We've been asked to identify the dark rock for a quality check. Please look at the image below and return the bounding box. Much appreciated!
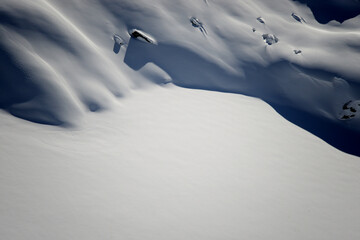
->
[343,100,352,110]
[131,30,152,43]
[292,13,304,23]
[262,34,279,45]
[257,17,265,24]
[190,17,207,34]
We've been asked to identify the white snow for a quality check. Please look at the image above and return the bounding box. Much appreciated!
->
[1,0,360,239]
[1,0,360,128]
[1,85,360,240]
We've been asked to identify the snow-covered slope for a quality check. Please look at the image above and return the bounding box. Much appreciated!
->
[1,85,360,240]
[1,0,360,155]
[1,0,360,239]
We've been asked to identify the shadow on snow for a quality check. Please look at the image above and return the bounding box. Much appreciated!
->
[124,38,360,157]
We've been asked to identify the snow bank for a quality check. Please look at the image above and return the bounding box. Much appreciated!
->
[1,0,360,153]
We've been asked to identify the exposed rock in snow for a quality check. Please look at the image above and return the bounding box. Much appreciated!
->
[130,29,157,44]
[340,100,360,120]
[291,13,305,23]
[190,17,207,34]
[256,17,265,24]
[262,33,279,45]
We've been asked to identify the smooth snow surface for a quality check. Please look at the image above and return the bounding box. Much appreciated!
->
[1,85,360,240]
[1,0,360,239]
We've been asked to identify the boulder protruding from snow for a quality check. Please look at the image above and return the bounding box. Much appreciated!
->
[130,29,157,44]
[257,17,265,24]
[292,13,305,23]
[262,34,279,45]
[190,17,207,34]
[340,100,360,120]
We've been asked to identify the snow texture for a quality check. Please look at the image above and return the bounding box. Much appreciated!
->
[1,0,360,239]
[1,86,360,240]
[0,0,359,152]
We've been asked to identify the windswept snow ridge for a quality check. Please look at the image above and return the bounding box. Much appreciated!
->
[1,0,360,154]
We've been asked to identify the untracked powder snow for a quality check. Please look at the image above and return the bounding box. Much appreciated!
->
[1,0,360,239]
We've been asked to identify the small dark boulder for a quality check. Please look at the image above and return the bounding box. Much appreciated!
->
[130,30,154,43]
[292,13,305,23]
[257,17,265,24]
[342,100,352,110]
[262,34,279,45]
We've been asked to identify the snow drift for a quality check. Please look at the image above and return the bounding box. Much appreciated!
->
[1,0,360,154]
[1,1,360,240]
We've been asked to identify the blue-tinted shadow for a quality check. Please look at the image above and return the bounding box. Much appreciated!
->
[124,38,360,157]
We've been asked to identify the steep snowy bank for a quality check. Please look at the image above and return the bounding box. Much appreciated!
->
[1,0,360,155]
